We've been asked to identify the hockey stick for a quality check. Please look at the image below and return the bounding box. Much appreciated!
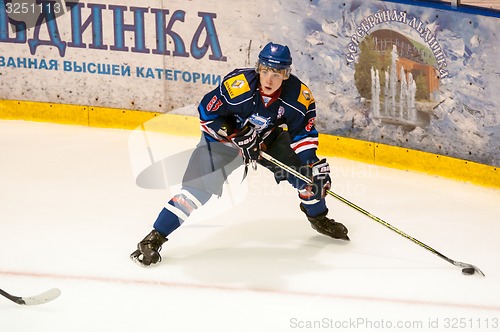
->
[259,151,485,276]
[0,288,61,305]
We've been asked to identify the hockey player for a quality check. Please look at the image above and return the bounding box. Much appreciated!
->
[131,42,349,267]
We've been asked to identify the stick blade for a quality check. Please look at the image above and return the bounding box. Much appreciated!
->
[22,288,61,306]
[454,261,485,277]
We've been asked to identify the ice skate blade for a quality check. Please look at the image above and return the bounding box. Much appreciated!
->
[130,251,149,268]
[130,255,152,268]
[130,250,160,268]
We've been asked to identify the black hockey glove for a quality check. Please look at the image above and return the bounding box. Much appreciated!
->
[230,125,262,165]
[306,159,331,200]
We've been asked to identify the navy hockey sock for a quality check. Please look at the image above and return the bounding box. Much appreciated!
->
[153,207,182,237]
[300,198,328,218]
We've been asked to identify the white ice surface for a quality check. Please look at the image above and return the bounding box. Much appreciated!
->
[0,120,499,332]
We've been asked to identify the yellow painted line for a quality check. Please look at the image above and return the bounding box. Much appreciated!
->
[318,134,375,164]
[88,106,160,130]
[318,133,498,188]
[0,99,88,125]
[0,99,498,188]
[374,143,499,188]
[127,111,200,137]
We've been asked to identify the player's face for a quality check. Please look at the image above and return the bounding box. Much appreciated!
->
[258,66,286,95]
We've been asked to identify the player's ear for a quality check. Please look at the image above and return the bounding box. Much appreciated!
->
[283,68,291,79]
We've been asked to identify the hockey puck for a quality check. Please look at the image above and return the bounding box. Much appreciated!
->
[462,267,475,275]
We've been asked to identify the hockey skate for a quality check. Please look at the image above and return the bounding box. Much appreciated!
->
[300,204,350,241]
[130,230,168,267]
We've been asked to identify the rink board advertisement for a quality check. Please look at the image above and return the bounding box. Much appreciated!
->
[0,0,499,167]
[0,0,244,112]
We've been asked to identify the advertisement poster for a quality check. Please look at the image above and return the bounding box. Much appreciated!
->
[1,0,499,166]
[279,1,499,167]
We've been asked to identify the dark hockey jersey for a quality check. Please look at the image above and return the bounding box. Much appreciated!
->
[197,68,320,163]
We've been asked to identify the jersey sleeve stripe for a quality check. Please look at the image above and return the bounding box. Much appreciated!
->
[200,121,234,147]
[200,121,219,137]
[291,137,318,154]
[280,99,306,116]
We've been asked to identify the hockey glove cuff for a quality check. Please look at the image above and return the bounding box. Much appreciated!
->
[299,159,331,201]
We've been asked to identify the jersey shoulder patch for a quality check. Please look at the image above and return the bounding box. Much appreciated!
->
[223,73,251,99]
[297,83,315,108]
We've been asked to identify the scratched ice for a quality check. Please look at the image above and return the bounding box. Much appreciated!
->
[0,120,499,332]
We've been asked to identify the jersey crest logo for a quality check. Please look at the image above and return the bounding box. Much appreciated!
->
[231,80,246,88]
[247,113,272,131]
[297,83,315,108]
[224,73,250,99]
[277,106,285,119]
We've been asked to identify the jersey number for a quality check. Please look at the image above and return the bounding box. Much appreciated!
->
[305,117,315,131]
[207,95,223,112]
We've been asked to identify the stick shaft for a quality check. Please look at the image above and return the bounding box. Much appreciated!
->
[0,288,24,304]
[259,151,484,276]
